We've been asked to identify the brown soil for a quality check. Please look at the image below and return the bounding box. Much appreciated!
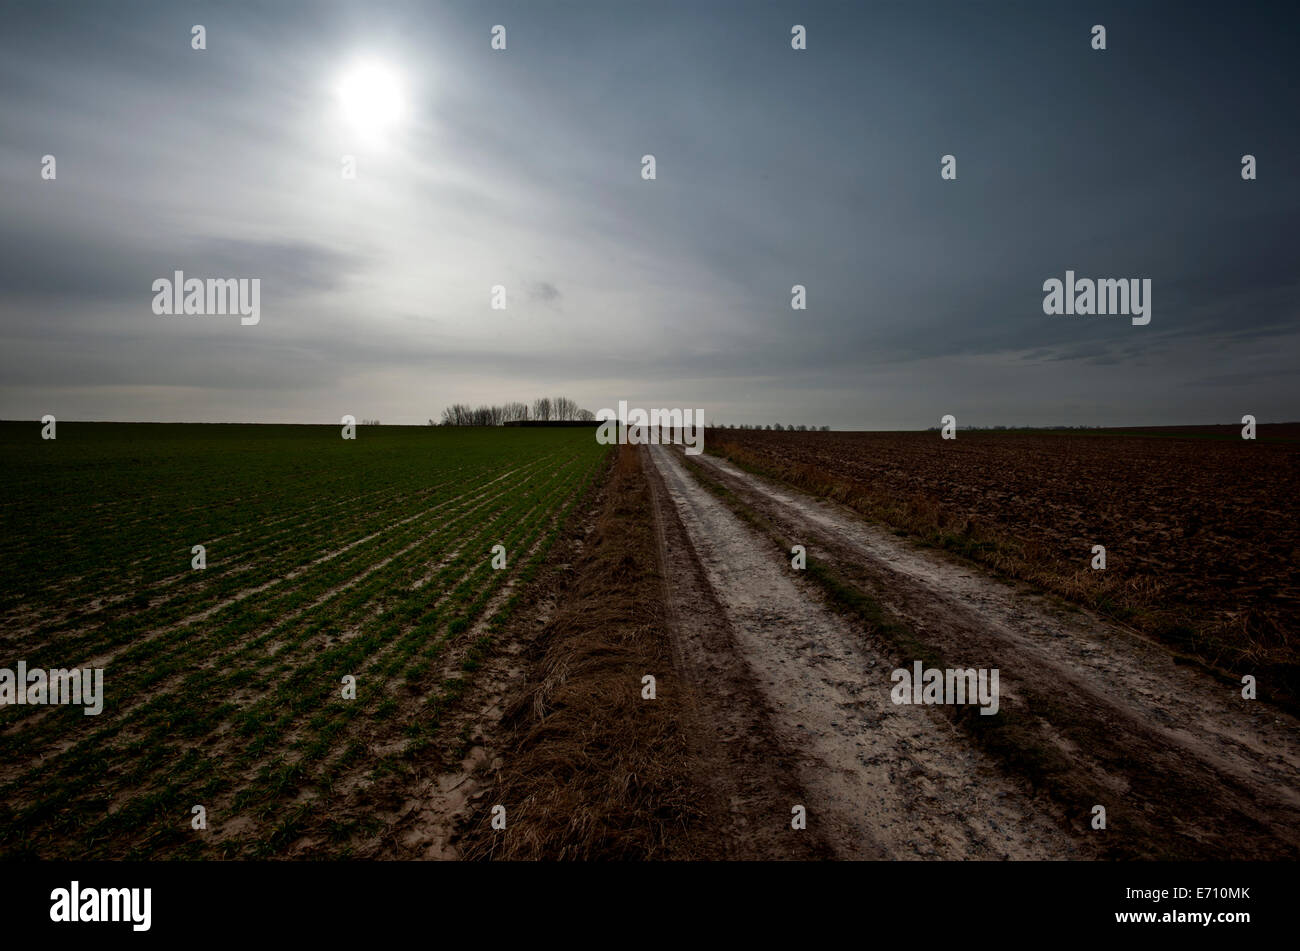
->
[708,427,1300,713]
[676,446,1300,860]
[456,444,716,859]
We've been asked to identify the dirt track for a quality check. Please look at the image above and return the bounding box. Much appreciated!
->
[644,443,1300,860]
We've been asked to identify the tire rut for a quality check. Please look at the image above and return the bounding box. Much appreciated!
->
[685,448,1300,859]
[647,443,1086,860]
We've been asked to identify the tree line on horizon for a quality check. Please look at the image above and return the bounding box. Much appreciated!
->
[432,402,831,430]
[435,396,596,427]
[715,423,831,431]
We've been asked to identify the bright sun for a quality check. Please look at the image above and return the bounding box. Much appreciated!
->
[337,62,405,142]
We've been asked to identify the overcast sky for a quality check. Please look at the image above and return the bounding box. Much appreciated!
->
[1,0,1297,428]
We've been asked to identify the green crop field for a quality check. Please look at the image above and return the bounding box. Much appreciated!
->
[0,422,611,859]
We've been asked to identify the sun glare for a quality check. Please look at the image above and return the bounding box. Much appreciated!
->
[337,61,405,142]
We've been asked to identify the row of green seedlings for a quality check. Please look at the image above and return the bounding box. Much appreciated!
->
[0,449,561,801]
[86,450,568,643]
[1,449,568,731]
[6,457,489,627]
[17,436,458,545]
[230,452,606,859]
[0,453,465,631]
[1,449,550,638]
[109,450,596,860]
[0,455,560,856]
[0,446,603,858]
[2,466,468,660]
[0,444,410,565]
[0,430,580,624]
[0,464,490,750]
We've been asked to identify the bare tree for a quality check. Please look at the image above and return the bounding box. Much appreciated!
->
[436,395,597,426]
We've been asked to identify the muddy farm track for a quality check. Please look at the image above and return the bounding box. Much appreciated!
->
[644,445,1085,859]
[636,444,1300,860]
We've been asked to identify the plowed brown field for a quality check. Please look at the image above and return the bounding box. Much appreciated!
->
[708,426,1300,711]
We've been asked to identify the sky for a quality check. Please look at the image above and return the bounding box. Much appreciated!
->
[1,0,1297,429]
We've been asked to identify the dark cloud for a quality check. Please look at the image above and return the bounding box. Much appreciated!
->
[178,238,366,296]
[0,0,1297,425]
